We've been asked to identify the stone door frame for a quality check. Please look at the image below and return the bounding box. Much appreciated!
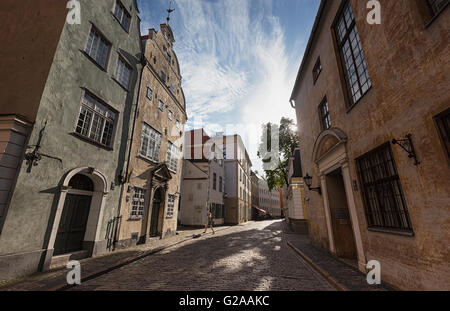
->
[312,128,366,272]
[43,167,108,270]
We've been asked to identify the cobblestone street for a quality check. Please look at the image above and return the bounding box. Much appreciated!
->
[70,220,335,291]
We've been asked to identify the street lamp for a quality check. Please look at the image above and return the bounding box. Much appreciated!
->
[303,173,322,195]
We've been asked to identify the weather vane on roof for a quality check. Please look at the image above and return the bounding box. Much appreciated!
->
[167,0,175,25]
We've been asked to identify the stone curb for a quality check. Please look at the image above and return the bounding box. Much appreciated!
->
[52,226,233,291]
[287,241,349,291]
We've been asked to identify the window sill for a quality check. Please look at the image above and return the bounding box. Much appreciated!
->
[346,86,373,114]
[71,132,114,151]
[128,217,143,222]
[367,227,415,237]
[425,3,449,28]
[137,154,159,165]
[80,50,108,72]
[111,76,130,92]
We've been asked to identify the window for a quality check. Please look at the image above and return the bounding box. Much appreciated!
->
[176,120,180,128]
[313,57,322,84]
[213,173,217,190]
[434,108,450,161]
[319,97,331,130]
[160,71,167,83]
[115,57,132,89]
[219,177,223,192]
[113,0,131,31]
[85,26,111,69]
[131,187,146,218]
[146,87,153,100]
[158,100,164,111]
[167,53,172,64]
[357,143,413,233]
[166,195,175,218]
[166,141,179,172]
[168,110,173,121]
[334,1,372,107]
[427,0,449,16]
[140,123,162,162]
[75,91,116,147]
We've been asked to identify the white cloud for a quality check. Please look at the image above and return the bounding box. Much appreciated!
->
[142,0,306,173]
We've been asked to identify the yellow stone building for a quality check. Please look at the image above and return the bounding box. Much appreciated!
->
[117,24,187,248]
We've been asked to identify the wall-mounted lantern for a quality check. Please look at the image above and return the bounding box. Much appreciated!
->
[303,173,322,195]
[392,134,420,166]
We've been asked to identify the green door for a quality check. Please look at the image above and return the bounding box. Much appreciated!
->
[54,194,92,256]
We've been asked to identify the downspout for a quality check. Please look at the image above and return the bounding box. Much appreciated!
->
[113,53,146,250]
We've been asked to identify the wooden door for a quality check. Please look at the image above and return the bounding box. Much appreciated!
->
[54,194,91,256]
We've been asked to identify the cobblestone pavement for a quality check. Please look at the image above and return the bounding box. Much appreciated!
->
[70,220,335,291]
[282,222,392,291]
[0,225,232,291]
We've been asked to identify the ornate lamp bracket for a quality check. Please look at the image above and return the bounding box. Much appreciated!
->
[24,121,63,173]
[392,134,420,166]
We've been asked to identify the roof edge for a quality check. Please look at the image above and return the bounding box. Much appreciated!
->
[290,0,328,101]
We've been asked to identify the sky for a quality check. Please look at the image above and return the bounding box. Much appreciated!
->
[137,0,321,173]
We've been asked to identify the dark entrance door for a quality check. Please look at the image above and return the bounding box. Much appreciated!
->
[54,194,92,256]
[326,169,357,259]
[150,188,162,237]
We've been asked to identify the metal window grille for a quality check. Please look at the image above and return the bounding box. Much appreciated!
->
[356,143,413,232]
[334,1,372,106]
[85,27,111,69]
[76,92,116,147]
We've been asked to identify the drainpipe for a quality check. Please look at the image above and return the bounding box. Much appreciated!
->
[113,54,146,250]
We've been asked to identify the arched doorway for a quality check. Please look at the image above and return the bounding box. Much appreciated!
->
[44,167,108,270]
[312,128,367,272]
[150,188,163,237]
[54,174,93,256]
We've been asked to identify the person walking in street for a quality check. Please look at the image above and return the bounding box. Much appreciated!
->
[203,211,215,234]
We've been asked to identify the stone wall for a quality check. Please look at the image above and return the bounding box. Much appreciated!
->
[292,0,449,290]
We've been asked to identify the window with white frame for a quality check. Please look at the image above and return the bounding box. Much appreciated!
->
[85,26,111,69]
[140,123,162,162]
[115,57,132,89]
[131,187,146,218]
[113,0,131,31]
[146,87,153,100]
[166,141,179,172]
[75,91,116,147]
[166,195,176,218]
[158,100,164,111]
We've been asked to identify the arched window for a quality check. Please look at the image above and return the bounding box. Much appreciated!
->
[69,174,94,192]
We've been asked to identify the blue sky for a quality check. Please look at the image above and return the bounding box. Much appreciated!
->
[137,0,321,172]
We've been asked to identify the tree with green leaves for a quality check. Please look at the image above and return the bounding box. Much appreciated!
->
[257,117,299,191]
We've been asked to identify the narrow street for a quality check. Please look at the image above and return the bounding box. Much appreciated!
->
[69,220,335,291]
